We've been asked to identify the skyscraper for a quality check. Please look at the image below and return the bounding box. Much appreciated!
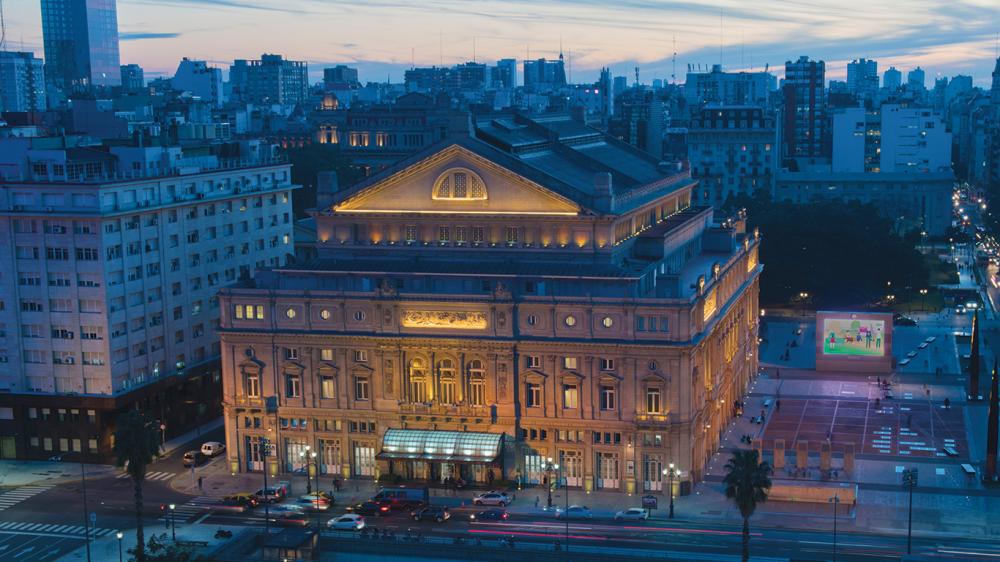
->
[523,56,566,92]
[782,56,827,159]
[907,67,926,90]
[846,58,878,102]
[229,54,309,105]
[120,64,144,93]
[883,67,902,91]
[493,59,517,89]
[40,0,122,91]
[0,52,46,112]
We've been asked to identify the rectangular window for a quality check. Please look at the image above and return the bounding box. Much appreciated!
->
[320,349,334,361]
[321,376,336,399]
[600,385,616,410]
[646,388,661,414]
[285,374,301,398]
[505,226,518,244]
[471,226,484,243]
[355,377,370,401]
[563,384,579,409]
[527,355,541,369]
[526,383,541,408]
[563,356,578,370]
[455,227,467,243]
[404,226,417,243]
[438,227,450,243]
[469,378,485,406]
[600,358,615,371]
[354,350,368,362]
[244,371,261,398]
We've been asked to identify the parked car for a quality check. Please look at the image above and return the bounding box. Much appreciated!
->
[182,451,206,468]
[346,501,390,517]
[614,508,649,521]
[411,505,450,522]
[472,491,511,507]
[200,441,225,457]
[328,513,366,531]
[555,505,593,519]
[372,486,429,510]
[254,486,288,504]
[469,508,508,522]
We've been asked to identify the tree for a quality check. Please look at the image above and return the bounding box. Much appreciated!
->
[114,410,162,562]
[723,450,773,562]
[130,533,209,562]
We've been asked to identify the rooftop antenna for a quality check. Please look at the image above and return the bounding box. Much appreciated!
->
[472,36,476,63]
[0,0,6,52]
[741,28,745,70]
[635,66,639,86]
[411,47,414,70]
[719,8,724,68]
[671,35,677,84]
[568,49,572,83]
[439,29,443,67]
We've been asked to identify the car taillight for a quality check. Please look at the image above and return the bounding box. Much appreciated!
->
[503,513,508,519]
[380,506,388,512]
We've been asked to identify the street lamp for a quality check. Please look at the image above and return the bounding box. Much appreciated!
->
[168,504,176,541]
[919,289,928,312]
[299,446,318,494]
[828,495,840,562]
[544,457,557,510]
[902,468,918,554]
[116,531,123,562]
[662,463,680,518]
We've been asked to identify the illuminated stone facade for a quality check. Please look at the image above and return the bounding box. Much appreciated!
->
[218,114,761,495]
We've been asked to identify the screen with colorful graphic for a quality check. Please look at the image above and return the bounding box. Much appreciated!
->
[821,318,886,356]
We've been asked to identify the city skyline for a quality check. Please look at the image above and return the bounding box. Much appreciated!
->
[7,0,1000,85]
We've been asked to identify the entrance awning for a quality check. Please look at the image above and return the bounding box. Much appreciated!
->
[378,429,503,463]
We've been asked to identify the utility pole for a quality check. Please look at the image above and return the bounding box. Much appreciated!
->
[902,468,918,554]
[829,495,840,561]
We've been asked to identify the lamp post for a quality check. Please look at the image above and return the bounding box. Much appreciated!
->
[299,446,317,494]
[116,531,123,562]
[662,463,680,518]
[828,495,840,562]
[544,457,556,510]
[797,292,809,317]
[919,289,928,312]
[902,468,918,554]
[168,503,176,541]
[559,460,569,553]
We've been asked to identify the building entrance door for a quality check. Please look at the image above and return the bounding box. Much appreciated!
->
[353,444,375,478]
[245,436,264,472]
[561,450,583,487]
[596,452,620,490]
[643,454,663,491]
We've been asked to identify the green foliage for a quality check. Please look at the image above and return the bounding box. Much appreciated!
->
[114,409,161,480]
[129,533,210,562]
[281,144,363,218]
[726,191,930,307]
[723,450,773,519]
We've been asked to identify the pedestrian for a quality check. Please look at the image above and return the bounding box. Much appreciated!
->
[776,399,781,412]
[197,476,203,491]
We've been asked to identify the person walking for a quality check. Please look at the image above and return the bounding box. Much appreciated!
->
[197,476,203,491]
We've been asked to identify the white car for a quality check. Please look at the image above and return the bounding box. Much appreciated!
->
[554,505,593,519]
[614,507,649,521]
[327,513,366,531]
[473,492,511,506]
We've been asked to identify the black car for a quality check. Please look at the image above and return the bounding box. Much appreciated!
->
[893,314,917,326]
[347,501,390,517]
[469,509,508,522]
[411,505,450,522]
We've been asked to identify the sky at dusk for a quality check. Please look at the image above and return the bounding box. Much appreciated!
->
[9,0,1000,86]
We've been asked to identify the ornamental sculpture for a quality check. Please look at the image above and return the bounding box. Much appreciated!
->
[401,310,488,330]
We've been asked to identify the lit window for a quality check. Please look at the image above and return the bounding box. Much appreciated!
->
[432,168,488,200]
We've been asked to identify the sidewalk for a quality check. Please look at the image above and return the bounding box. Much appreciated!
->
[57,519,246,561]
[0,460,116,488]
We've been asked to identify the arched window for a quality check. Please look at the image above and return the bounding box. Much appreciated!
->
[438,359,456,404]
[467,359,485,406]
[431,168,487,200]
[409,359,428,402]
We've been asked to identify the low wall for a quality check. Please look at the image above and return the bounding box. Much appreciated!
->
[767,480,856,504]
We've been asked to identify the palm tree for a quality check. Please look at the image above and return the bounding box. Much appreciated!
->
[723,450,773,562]
[114,410,162,562]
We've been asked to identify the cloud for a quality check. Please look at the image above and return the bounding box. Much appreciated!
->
[120,32,182,41]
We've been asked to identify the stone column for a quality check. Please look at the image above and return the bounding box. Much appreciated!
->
[773,439,785,470]
[796,441,809,470]
[820,442,831,471]
[843,443,855,473]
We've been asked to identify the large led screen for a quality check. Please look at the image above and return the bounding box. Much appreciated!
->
[821,318,886,356]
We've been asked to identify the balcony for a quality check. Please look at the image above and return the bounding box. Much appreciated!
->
[634,413,676,426]
[398,402,489,417]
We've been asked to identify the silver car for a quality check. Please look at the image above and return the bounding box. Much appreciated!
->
[473,492,511,506]
[555,505,593,519]
[614,507,649,521]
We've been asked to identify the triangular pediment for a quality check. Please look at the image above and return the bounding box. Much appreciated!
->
[333,144,582,215]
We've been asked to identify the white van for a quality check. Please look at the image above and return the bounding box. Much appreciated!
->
[201,441,225,457]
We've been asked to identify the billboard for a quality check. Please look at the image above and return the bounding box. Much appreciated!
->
[815,311,893,373]
[822,318,886,356]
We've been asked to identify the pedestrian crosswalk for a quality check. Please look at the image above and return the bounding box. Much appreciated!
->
[0,485,52,511]
[0,520,118,537]
[116,471,175,481]
[158,496,215,521]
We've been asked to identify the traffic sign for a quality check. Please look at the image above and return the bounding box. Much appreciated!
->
[641,495,658,509]
[89,512,97,524]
